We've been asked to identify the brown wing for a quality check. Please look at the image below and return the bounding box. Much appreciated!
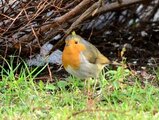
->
[81,39,110,65]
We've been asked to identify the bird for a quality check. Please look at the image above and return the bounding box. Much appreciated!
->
[62,32,110,80]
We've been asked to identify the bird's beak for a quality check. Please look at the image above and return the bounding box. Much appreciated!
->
[65,43,69,46]
[65,41,69,46]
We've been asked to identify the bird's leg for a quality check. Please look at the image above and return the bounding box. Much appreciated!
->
[87,78,91,95]
[84,78,93,98]
[93,77,98,94]
[84,78,87,94]
[84,78,90,95]
[84,78,87,89]
[86,78,97,109]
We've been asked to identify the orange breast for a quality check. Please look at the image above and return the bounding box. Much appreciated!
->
[62,41,85,69]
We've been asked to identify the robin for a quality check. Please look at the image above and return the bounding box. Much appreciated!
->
[62,32,110,79]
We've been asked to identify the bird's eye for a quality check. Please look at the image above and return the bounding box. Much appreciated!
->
[75,41,78,44]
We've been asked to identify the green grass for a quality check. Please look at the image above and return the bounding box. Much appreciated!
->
[0,58,159,120]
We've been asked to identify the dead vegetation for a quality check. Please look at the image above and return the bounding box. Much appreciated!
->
[0,0,158,64]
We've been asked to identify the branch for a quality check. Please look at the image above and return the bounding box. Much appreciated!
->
[47,0,147,55]
[18,0,96,44]
[97,0,149,15]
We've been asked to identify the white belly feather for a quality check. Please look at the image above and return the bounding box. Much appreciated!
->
[65,53,104,79]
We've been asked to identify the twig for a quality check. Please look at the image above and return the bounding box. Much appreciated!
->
[66,108,130,120]
[48,0,145,55]
[18,0,95,44]
[1,9,24,36]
